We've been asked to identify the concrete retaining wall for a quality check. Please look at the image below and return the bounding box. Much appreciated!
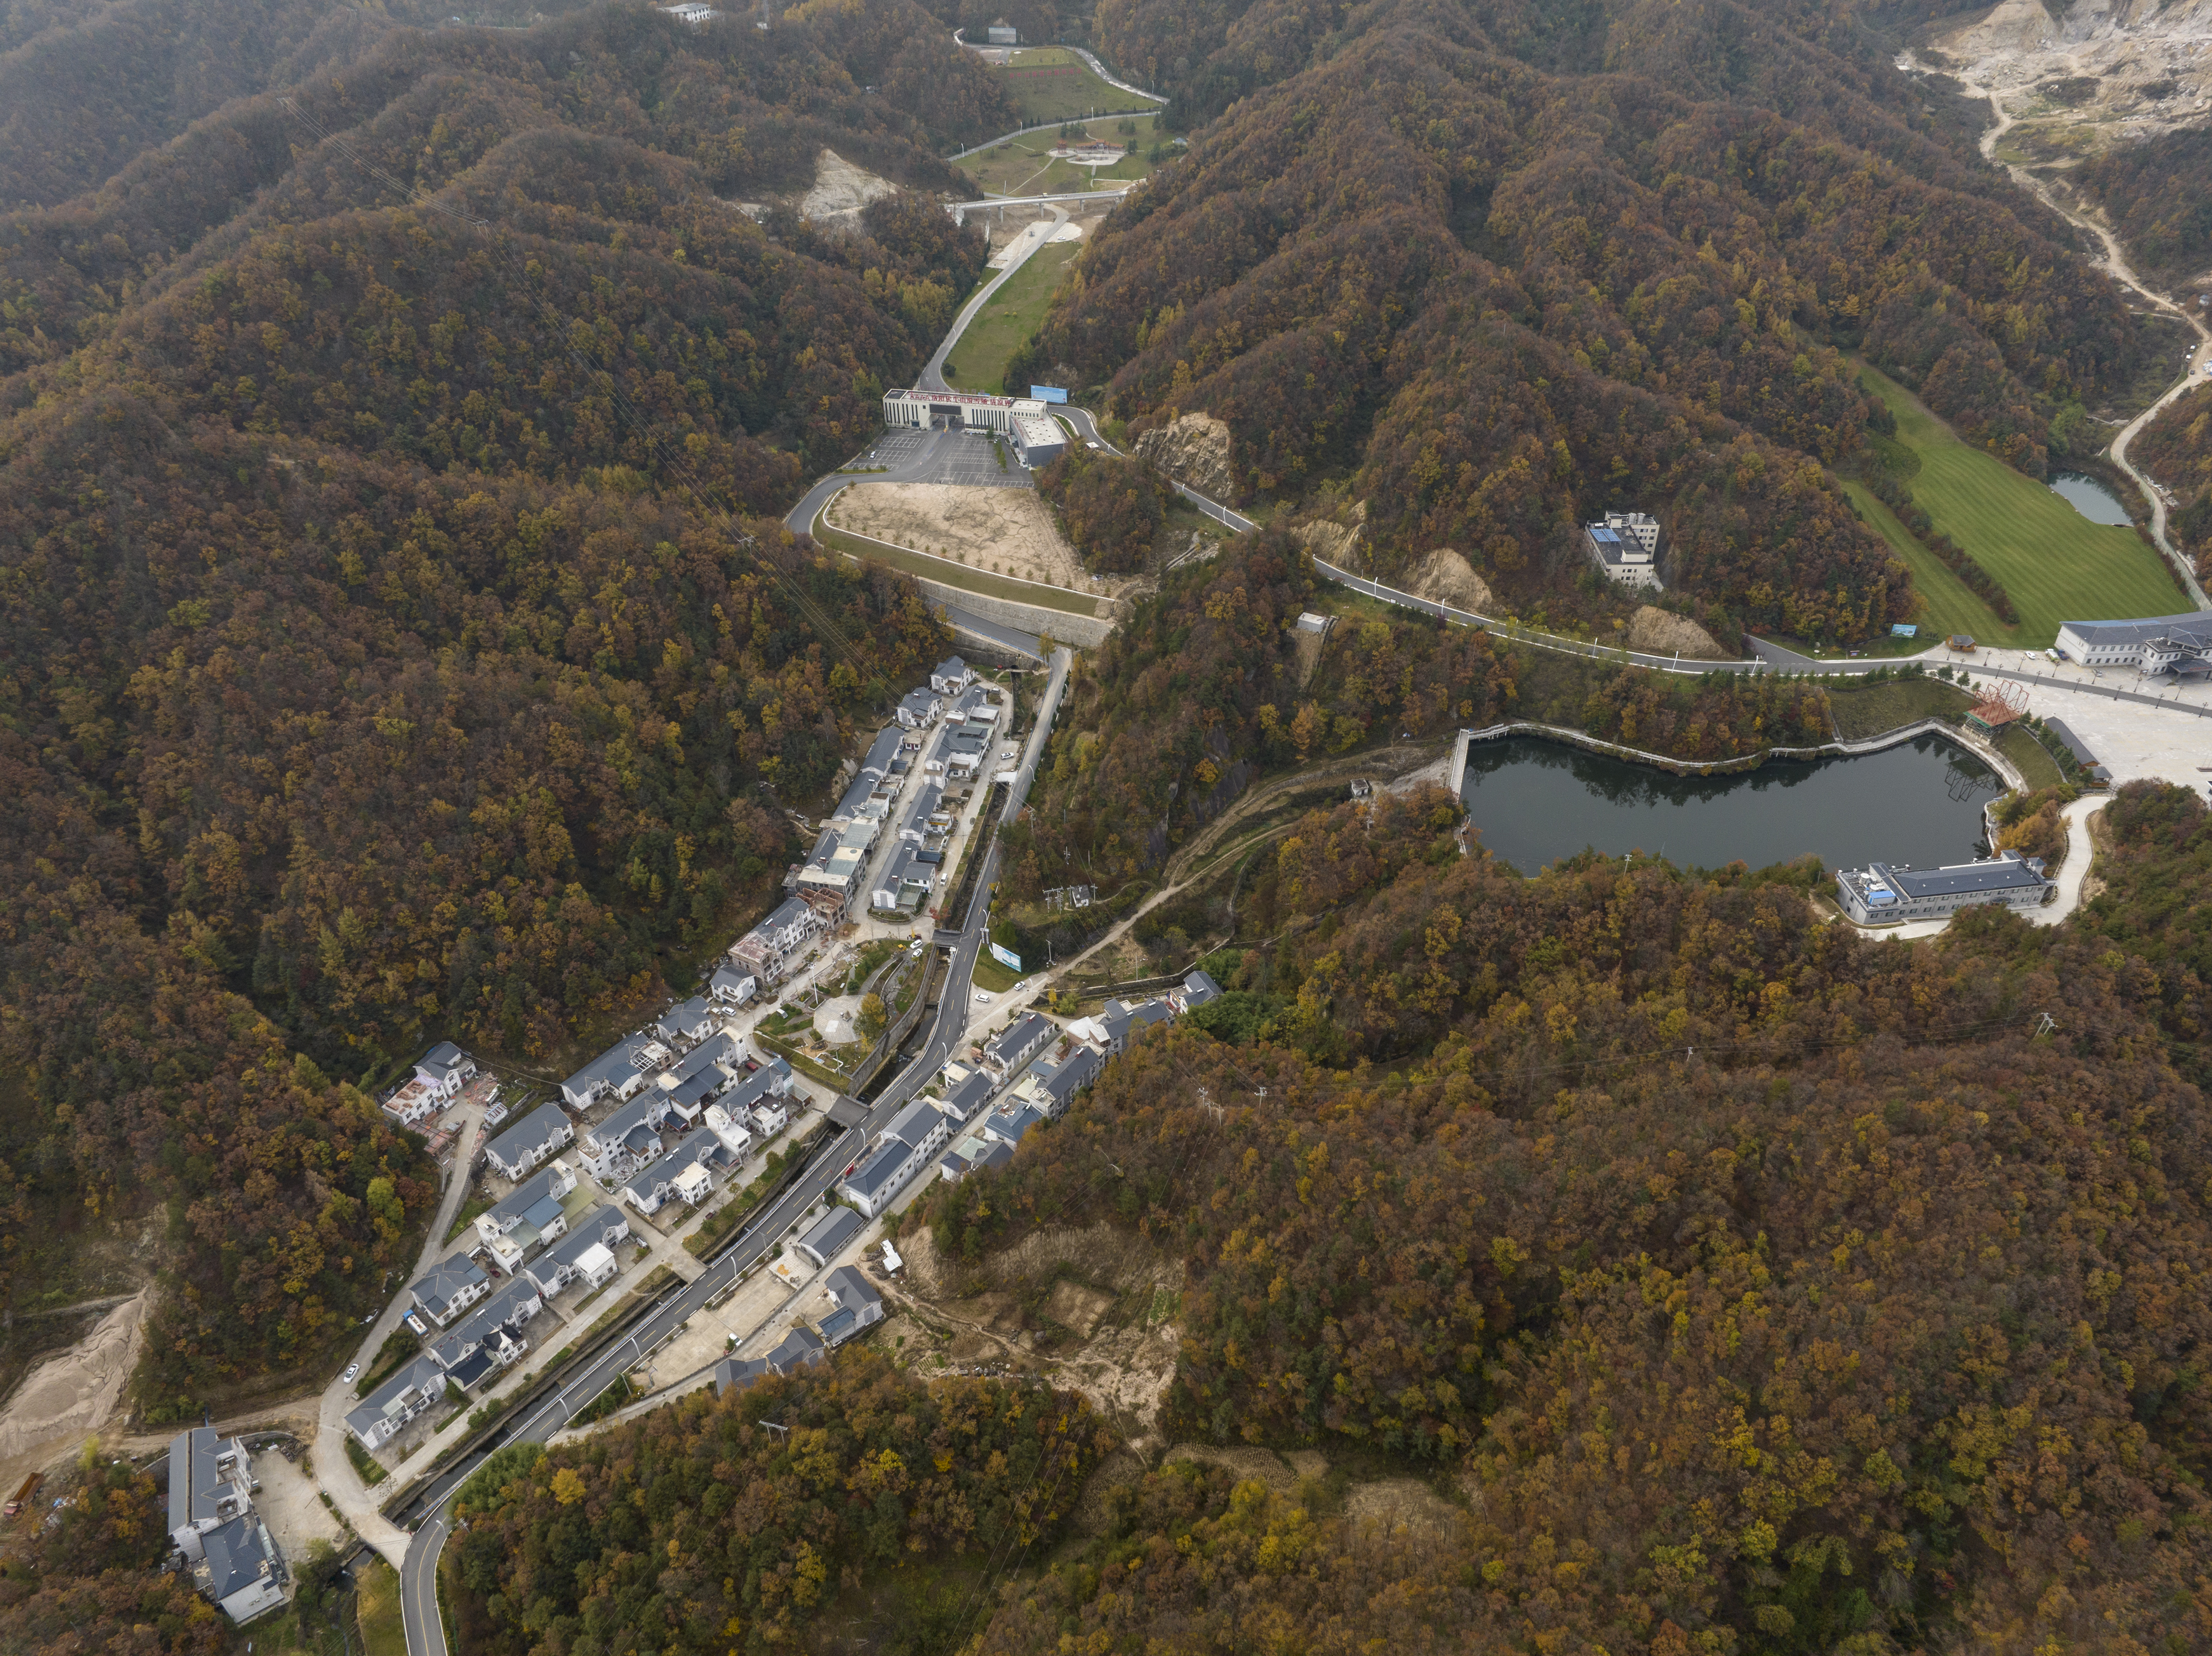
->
[912,578,1116,649]
[1446,715,2028,791]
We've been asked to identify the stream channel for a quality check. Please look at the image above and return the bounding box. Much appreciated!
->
[1459,733,2004,875]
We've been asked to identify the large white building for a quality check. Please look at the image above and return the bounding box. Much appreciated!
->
[2054,612,2212,676]
[882,389,1055,434]
[1584,511,1662,589]
[1834,851,2054,926]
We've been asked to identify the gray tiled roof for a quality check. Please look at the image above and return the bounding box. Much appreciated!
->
[796,1205,864,1263]
[410,1251,488,1321]
[484,1101,572,1170]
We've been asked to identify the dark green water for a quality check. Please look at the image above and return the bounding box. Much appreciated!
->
[2048,471,2131,526]
[1459,733,2002,875]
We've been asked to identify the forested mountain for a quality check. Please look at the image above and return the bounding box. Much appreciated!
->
[1020,0,2148,641]
[2133,381,2212,576]
[928,779,2212,1655]
[0,0,988,1415]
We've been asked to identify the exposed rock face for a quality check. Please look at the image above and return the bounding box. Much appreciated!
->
[799,149,896,226]
[1135,411,1235,499]
[1290,499,1366,566]
[1625,604,1726,659]
[1406,547,1494,613]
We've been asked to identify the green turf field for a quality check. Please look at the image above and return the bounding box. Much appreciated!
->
[1839,478,2019,648]
[992,46,1157,123]
[957,114,1162,197]
[942,238,1079,395]
[1856,365,2180,647]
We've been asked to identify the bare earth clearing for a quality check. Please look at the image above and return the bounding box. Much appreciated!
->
[0,1291,148,1497]
[831,482,1093,589]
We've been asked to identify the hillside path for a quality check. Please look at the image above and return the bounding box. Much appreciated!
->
[1954,71,2211,609]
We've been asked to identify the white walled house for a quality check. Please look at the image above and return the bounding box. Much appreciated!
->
[483,1100,576,1180]
[409,1251,491,1328]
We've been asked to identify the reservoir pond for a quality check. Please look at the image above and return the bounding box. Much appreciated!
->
[1459,734,2003,876]
[2047,471,2132,526]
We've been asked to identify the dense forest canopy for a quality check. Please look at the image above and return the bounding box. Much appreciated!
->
[926,779,2212,1655]
[0,0,994,1420]
[1022,0,2149,641]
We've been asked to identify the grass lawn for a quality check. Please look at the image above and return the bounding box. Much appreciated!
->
[1997,723,2068,791]
[944,240,1081,396]
[957,114,1161,197]
[443,1192,492,1245]
[1839,479,2018,648]
[356,1559,408,1656]
[1856,365,2180,646]
[1824,676,1974,741]
[992,47,1156,123]
[970,952,1030,994]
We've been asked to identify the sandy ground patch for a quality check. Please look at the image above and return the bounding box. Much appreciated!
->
[1043,1278,1116,1338]
[831,483,1083,588]
[801,150,895,223]
[254,1446,345,1563]
[0,1292,147,1487]
[1344,1477,1464,1540]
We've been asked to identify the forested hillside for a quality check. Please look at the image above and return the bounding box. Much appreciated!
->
[928,779,2212,1654]
[0,0,988,1416]
[1020,0,2148,642]
[446,1353,1109,1655]
[1003,534,1832,894]
[2133,380,2212,577]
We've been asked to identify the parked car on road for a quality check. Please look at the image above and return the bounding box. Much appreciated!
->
[341,1362,359,1385]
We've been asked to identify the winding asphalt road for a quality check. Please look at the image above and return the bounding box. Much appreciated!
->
[394,650,1070,1655]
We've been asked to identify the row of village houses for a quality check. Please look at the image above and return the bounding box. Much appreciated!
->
[836,970,1222,1219]
[351,657,1097,1438]
[693,969,1225,1397]
[354,967,1224,1444]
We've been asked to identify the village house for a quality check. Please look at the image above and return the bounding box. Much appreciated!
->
[409,1250,491,1329]
[559,1035,666,1110]
[655,995,719,1044]
[792,1204,865,1268]
[729,896,823,983]
[709,963,758,1004]
[896,686,942,729]
[817,1265,885,1346]
[982,1010,1055,1078]
[837,1096,961,1218]
[474,1159,578,1271]
[483,1100,576,1180]
[930,655,973,695]
[347,1353,451,1449]
[427,1275,544,1390]
[524,1205,630,1297]
[578,1091,677,1182]
[619,1135,720,1217]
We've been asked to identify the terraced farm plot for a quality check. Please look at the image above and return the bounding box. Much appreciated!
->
[992,47,1157,123]
[1857,366,2181,646]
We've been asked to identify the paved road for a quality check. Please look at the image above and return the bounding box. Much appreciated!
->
[316,1092,489,1569]
[948,187,1134,220]
[393,650,1071,1656]
[919,206,1072,393]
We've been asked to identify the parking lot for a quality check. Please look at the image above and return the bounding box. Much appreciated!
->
[857,427,1035,490]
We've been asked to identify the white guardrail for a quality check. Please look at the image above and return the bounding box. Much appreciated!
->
[1307,557,1769,677]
